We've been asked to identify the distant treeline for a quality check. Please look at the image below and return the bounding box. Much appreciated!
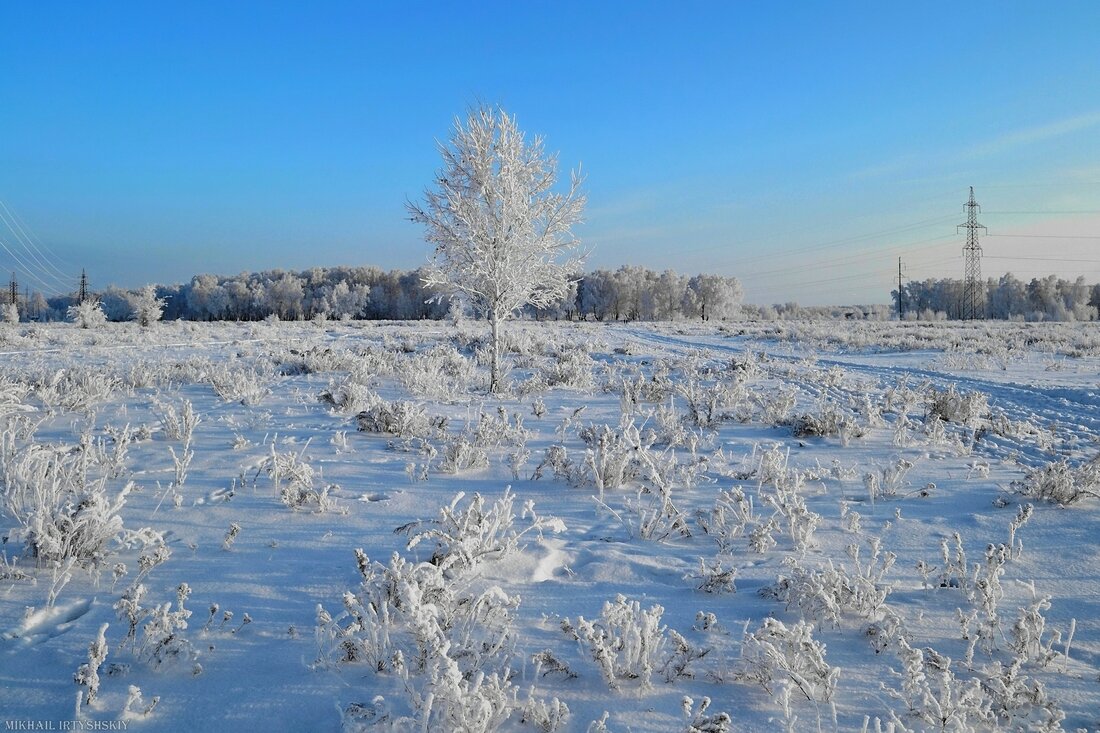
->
[26,265,746,323]
[894,274,1100,322]
[13,266,1100,323]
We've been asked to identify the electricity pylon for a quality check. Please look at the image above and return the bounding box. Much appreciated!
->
[958,187,986,320]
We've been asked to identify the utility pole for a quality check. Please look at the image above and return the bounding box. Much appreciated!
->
[958,187,986,320]
[78,269,88,303]
[896,257,905,319]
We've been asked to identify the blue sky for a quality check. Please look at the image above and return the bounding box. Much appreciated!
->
[2,1,1100,305]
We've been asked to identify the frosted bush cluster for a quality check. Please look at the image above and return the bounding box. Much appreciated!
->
[319,489,567,730]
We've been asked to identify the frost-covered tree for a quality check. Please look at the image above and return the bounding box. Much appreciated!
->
[129,284,166,327]
[29,291,48,321]
[408,105,586,392]
[323,280,370,319]
[683,274,743,321]
[264,272,305,320]
[656,269,687,321]
[2,301,18,324]
[68,299,107,329]
[187,274,228,320]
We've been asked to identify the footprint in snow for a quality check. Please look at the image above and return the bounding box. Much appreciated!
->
[1,597,93,647]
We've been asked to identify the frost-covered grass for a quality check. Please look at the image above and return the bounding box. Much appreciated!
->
[1,318,1099,731]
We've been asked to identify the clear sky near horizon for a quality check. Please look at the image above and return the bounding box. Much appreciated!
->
[2,1,1100,305]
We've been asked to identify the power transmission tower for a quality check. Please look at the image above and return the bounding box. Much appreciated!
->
[78,269,88,303]
[896,257,905,319]
[958,187,986,320]
[8,272,16,307]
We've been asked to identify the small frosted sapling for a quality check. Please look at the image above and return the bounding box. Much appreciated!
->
[223,522,241,551]
[74,623,109,708]
[682,696,731,733]
[123,685,159,718]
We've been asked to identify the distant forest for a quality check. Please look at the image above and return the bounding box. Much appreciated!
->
[14,266,1100,323]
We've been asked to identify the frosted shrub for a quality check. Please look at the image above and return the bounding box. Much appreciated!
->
[414,653,519,732]
[168,424,195,490]
[74,623,109,708]
[981,659,1066,730]
[692,557,737,594]
[2,302,18,324]
[521,692,571,732]
[68,299,108,329]
[1,442,132,567]
[532,444,586,487]
[356,397,445,440]
[122,686,159,719]
[1007,503,1032,559]
[1008,594,1073,669]
[787,400,865,444]
[925,384,988,427]
[760,481,820,555]
[863,457,914,502]
[682,696,731,733]
[264,444,334,512]
[116,582,198,671]
[565,594,668,691]
[402,344,480,398]
[676,376,743,429]
[321,527,558,730]
[695,487,761,552]
[438,434,490,473]
[543,347,596,389]
[319,552,515,675]
[883,637,993,730]
[155,396,198,442]
[207,362,270,405]
[959,543,1009,664]
[580,420,649,494]
[607,488,690,543]
[318,379,377,414]
[0,376,31,421]
[439,408,529,474]
[129,285,165,327]
[737,618,838,704]
[404,488,564,573]
[765,539,895,628]
[1011,455,1100,504]
[34,367,120,414]
[753,386,798,425]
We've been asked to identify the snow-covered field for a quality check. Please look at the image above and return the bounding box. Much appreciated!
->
[2,319,1099,732]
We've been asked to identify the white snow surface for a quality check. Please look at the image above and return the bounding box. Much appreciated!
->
[0,318,1098,731]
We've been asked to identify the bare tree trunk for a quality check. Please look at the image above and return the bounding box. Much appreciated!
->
[489,309,502,394]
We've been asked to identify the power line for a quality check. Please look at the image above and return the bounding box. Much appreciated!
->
[984,255,1100,263]
[0,202,75,295]
[987,233,1100,239]
[984,210,1100,215]
[0,234,67,296]
[678,212,958,262]
[0,200,77,278]
[737,234,956,282]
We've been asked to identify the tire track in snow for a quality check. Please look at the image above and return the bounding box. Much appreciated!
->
[619,326,1100,467]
